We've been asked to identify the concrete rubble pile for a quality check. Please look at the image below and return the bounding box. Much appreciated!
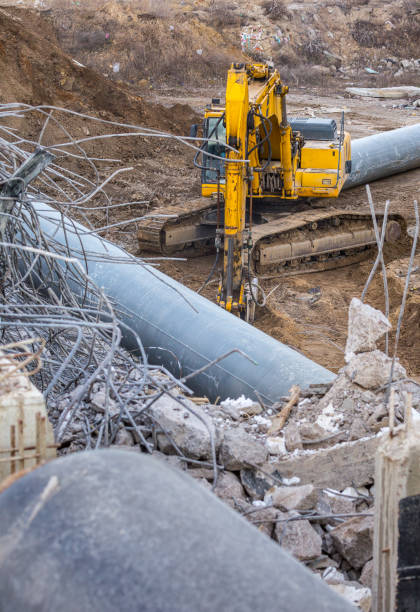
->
[57,297,418,611]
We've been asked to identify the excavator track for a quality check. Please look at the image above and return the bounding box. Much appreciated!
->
[138,203,404,276]
[138,199,217,255]
[250,209,404,277]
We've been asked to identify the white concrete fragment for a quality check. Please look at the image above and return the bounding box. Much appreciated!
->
[265,484,318,511]
[220,427,268,470]
[328,583,372,612]
[252,415,271,433]
[322,567,346,585]
[266,436,286,455]
[342,486,359,498]
[345,350,406,389]
[316,403,343,432]
[220,395,254,411]
[282,476,301,486]
[346,85,420,98]
[220,395,261,419]
[345,298,392,361]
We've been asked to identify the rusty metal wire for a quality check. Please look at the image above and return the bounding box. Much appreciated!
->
[0,103,248,483]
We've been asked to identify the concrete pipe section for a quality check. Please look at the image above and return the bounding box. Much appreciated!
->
[344,123,420,189]
[32,201,335,405]
[0,450,355,612]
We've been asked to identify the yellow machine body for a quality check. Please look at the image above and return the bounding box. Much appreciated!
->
[200,63,351,313]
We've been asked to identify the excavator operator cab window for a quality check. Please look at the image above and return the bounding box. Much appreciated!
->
[202,117,226,185]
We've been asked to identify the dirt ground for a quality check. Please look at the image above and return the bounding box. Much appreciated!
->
[1,2,419,380]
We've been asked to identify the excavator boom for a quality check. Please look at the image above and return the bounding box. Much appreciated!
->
[216,62,351,313]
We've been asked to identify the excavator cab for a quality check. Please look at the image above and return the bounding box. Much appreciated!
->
[201,103,226,197]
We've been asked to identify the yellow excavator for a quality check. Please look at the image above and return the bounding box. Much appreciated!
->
[138,63,401,319]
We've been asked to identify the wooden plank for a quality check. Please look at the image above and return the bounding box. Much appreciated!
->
[0,349,56,483]
[10,424,16,475]
[17,415,24,472]
[268,385,300,436]
[36,411,41,463]
[372,396,420,612]
[39,414,46,464]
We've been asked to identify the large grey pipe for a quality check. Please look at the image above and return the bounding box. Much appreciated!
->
[0,450,354,612]
[32,202,334,405]
[345,123,420,189]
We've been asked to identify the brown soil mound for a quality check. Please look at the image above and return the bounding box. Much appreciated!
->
[256,308,304,353]
[0,7,197,133]
[396,296,420,377]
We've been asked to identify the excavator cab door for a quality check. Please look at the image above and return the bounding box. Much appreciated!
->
[201,117,226,188]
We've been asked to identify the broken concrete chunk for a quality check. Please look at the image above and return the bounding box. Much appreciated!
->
[328,582,372,612]
[90,390,119,417]
[220,396,261,420]
[346,85,420,98]
[213,471,247,509]
[220,428,268,470]
[348,417,368,441]
[263,435,378,490]
[266,484,318,512]
[114,427,135,446]
[252,415,272,433]
[307,556,339,572]
[275,511,322,561]
[187,467,216,480]
[240,468,272,500]
[151,451,186,472]
[266,436,286,455]
[151,395,219,460]
[284,422,303,452]
[345,297,391,361]
[322,532,337,556]
[318,489,356,515]
[197,477,212,491]
[360,559,373,587]
[244,504,278,539]
[330,515,374,570]
[322,567,346,585]
[345,350,406,390]
[299,422,330,442]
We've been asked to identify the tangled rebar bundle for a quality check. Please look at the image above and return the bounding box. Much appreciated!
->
[0,103,232,472]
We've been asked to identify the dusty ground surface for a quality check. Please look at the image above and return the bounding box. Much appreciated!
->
[1,1,419,381]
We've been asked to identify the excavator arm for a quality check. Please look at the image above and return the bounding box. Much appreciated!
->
[217,65,249,312]
[217,63,299,315]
